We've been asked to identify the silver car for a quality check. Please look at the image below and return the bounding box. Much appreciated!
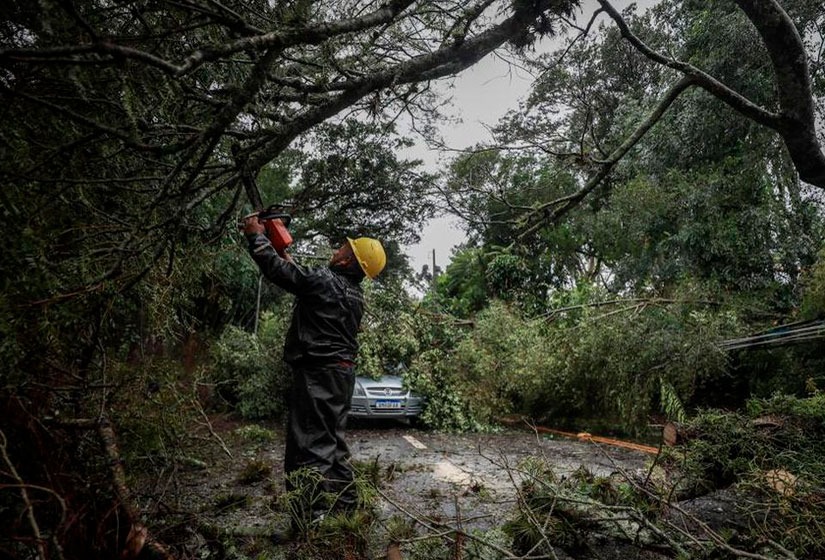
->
[349,374,425,420]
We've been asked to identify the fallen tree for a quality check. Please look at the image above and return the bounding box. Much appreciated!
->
[500,393,825,559]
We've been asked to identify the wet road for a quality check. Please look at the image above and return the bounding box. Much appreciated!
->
[169,420,653,541]
[348,424,650,530]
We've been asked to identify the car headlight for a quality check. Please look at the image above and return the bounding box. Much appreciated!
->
[353,382,366,397]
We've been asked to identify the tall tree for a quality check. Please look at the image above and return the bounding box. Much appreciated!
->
[440,0,824,309]
[0,1,581,556]
[0,0,578,294]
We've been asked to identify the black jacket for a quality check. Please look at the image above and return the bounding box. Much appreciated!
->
[246,233,364,365]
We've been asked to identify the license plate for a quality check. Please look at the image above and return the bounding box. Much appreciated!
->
[375,399,402,409]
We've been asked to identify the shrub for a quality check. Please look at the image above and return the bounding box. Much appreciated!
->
[541,302,737,431]
[405,347,486,432]
[210,306,291,419]
[403,295,738,433]
[661,393,825,557]
[450,301,551,424]
[114,358,198,456]
[357,279,423,379]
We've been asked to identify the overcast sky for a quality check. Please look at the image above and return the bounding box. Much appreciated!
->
[401,0,657,275]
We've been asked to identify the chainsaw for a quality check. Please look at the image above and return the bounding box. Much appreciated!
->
[257,206,293,257]
[238,162,293,257]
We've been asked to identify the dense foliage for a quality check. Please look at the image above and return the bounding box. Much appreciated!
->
[211,308,292,419]
[3,0,825,556]
[417,0,825,430]
[503,394,825,558]
[663,393,825,557]
[398,293,737,432]
[0,9,451,538]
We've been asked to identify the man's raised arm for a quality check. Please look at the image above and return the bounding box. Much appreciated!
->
[243,216,309,295]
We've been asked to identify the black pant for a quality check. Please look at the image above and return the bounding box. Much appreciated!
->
[284,362,357,510]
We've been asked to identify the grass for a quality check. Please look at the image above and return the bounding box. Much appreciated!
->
[213,492,252,512]
[234,424,278,444]
[237,459,272,484]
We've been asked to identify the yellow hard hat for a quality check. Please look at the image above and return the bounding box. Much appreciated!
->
[347,237,386,279]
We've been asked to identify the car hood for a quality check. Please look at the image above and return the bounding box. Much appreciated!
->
[355,374,404,389]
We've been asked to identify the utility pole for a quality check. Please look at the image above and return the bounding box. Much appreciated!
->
[431,249,437,296]
[253,273,263,335]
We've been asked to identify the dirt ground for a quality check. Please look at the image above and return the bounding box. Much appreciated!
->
[150,417,659,558]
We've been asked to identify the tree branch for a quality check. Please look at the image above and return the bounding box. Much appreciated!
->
[597,0,825,188]
[733,0,825,187]
[246,0,570,173]
[0,0,417,77]
[596,0,781,129]
[519,74,696,239]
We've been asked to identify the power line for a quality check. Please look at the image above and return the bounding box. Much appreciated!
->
[719,320,825,351]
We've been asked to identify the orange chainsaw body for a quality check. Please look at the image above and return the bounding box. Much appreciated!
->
[263,217,292,256]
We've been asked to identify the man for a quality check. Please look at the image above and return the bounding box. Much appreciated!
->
[242,215,386,519]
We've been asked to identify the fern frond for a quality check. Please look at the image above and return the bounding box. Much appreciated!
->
[660,378,687,422]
